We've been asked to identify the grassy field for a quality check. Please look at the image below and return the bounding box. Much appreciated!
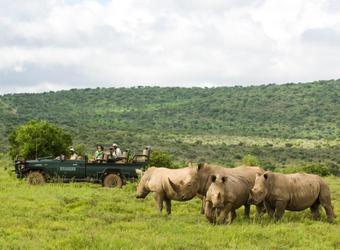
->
[0,161,340,250]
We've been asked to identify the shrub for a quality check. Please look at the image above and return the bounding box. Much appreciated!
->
[9,120,72,160]
[74,144,87,156]
[262,162,276,171]
[147,150,173,168]
[242,154,260,166]
[302,164,331,176]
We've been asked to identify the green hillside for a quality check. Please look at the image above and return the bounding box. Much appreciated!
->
[1,79,340,170]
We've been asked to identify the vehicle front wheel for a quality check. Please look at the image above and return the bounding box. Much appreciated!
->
[27,171,45,185]
[103,174,123,188]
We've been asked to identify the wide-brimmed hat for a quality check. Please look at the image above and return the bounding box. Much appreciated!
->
[112,143,118,147]
[70,147,75,151]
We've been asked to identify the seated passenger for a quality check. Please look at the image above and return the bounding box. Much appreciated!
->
[94,145,104,161]
[55,155,65,161]
[143,146,150,157]
[106,147,115,161]
[69,147,78,160]
[112,143,122,158]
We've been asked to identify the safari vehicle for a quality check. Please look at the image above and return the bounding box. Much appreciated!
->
[14,150,150,188]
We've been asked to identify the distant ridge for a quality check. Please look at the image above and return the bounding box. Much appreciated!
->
[0,79,339,152]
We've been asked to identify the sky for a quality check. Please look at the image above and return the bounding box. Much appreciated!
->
[0,0,340,94]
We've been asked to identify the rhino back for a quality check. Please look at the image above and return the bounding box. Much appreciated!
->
[198,165,262,195]
[269,173,321,211]
[224,175,250,209]
[230,166,264,186]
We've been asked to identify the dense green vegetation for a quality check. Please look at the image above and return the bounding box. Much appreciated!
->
[1,79,339,139]
[0,80,339,172]
[8,120,72,159]
[0,159,339,250]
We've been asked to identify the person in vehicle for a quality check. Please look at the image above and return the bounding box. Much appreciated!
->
[69,147,78,160]
[95,145,104,161]
[106,146,115,161]
[112,143,122,158]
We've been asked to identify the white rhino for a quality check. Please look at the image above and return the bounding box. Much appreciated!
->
[248,171,336,223]
[136,166,200,214]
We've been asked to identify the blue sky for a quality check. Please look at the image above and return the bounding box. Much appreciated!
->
[0,0,340,94]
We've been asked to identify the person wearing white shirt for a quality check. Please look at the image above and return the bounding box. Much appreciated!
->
[112,143,122,158]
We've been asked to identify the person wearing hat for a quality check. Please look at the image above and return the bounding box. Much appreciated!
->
[69,147,78,160]
[112,143,122,158]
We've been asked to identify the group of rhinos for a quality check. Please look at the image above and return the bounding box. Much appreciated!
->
[136,164,336,224]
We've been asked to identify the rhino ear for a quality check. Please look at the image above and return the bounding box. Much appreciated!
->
[211,175,217,182]
[263,173,269,180]
[168,178,180,193]
[197,162,204,171]
[221,176,227,183]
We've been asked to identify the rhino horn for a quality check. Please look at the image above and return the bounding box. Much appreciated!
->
[168,178,181,193]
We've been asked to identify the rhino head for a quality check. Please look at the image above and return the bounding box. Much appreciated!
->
[248,172,269,205]
[136,172,151,199]
[168,166,200,201]
[206,175,227,208]
[168,178,197,201]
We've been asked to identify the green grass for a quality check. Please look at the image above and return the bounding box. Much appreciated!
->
[0,161,339,250]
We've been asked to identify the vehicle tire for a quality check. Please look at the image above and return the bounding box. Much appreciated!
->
[103,174,123,188]
[27,171,45,185]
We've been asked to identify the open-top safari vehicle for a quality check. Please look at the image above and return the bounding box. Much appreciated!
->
[14,149,150,188]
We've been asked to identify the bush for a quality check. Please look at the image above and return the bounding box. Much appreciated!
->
[302,164,332,176]
[147,150,173,168]
[328,163,340,176]
[242,154,260,166]
[9,120,72,160]
[278,166,301,174]
[74,144,87,157]
[262,162,276,171]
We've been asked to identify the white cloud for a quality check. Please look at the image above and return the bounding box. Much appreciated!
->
[0,0,339,94]
[7,81,74,93]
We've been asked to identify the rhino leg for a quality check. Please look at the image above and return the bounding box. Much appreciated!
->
[258,202,267,214]
[264,202,275,218]
[243,204,250,218]
[204,201,215,224]
[200,196,206,215]
[217,203,233,225]
[255,204,265,218]
[229,210,237,224]
[310,201,321,220]
[154,192,164,213]
[319,185,335,223]
[164,198,171,215]
[274,201,287,222]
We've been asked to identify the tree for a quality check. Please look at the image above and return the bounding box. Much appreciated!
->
[9,120,72,159]
[147,150,173,168]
